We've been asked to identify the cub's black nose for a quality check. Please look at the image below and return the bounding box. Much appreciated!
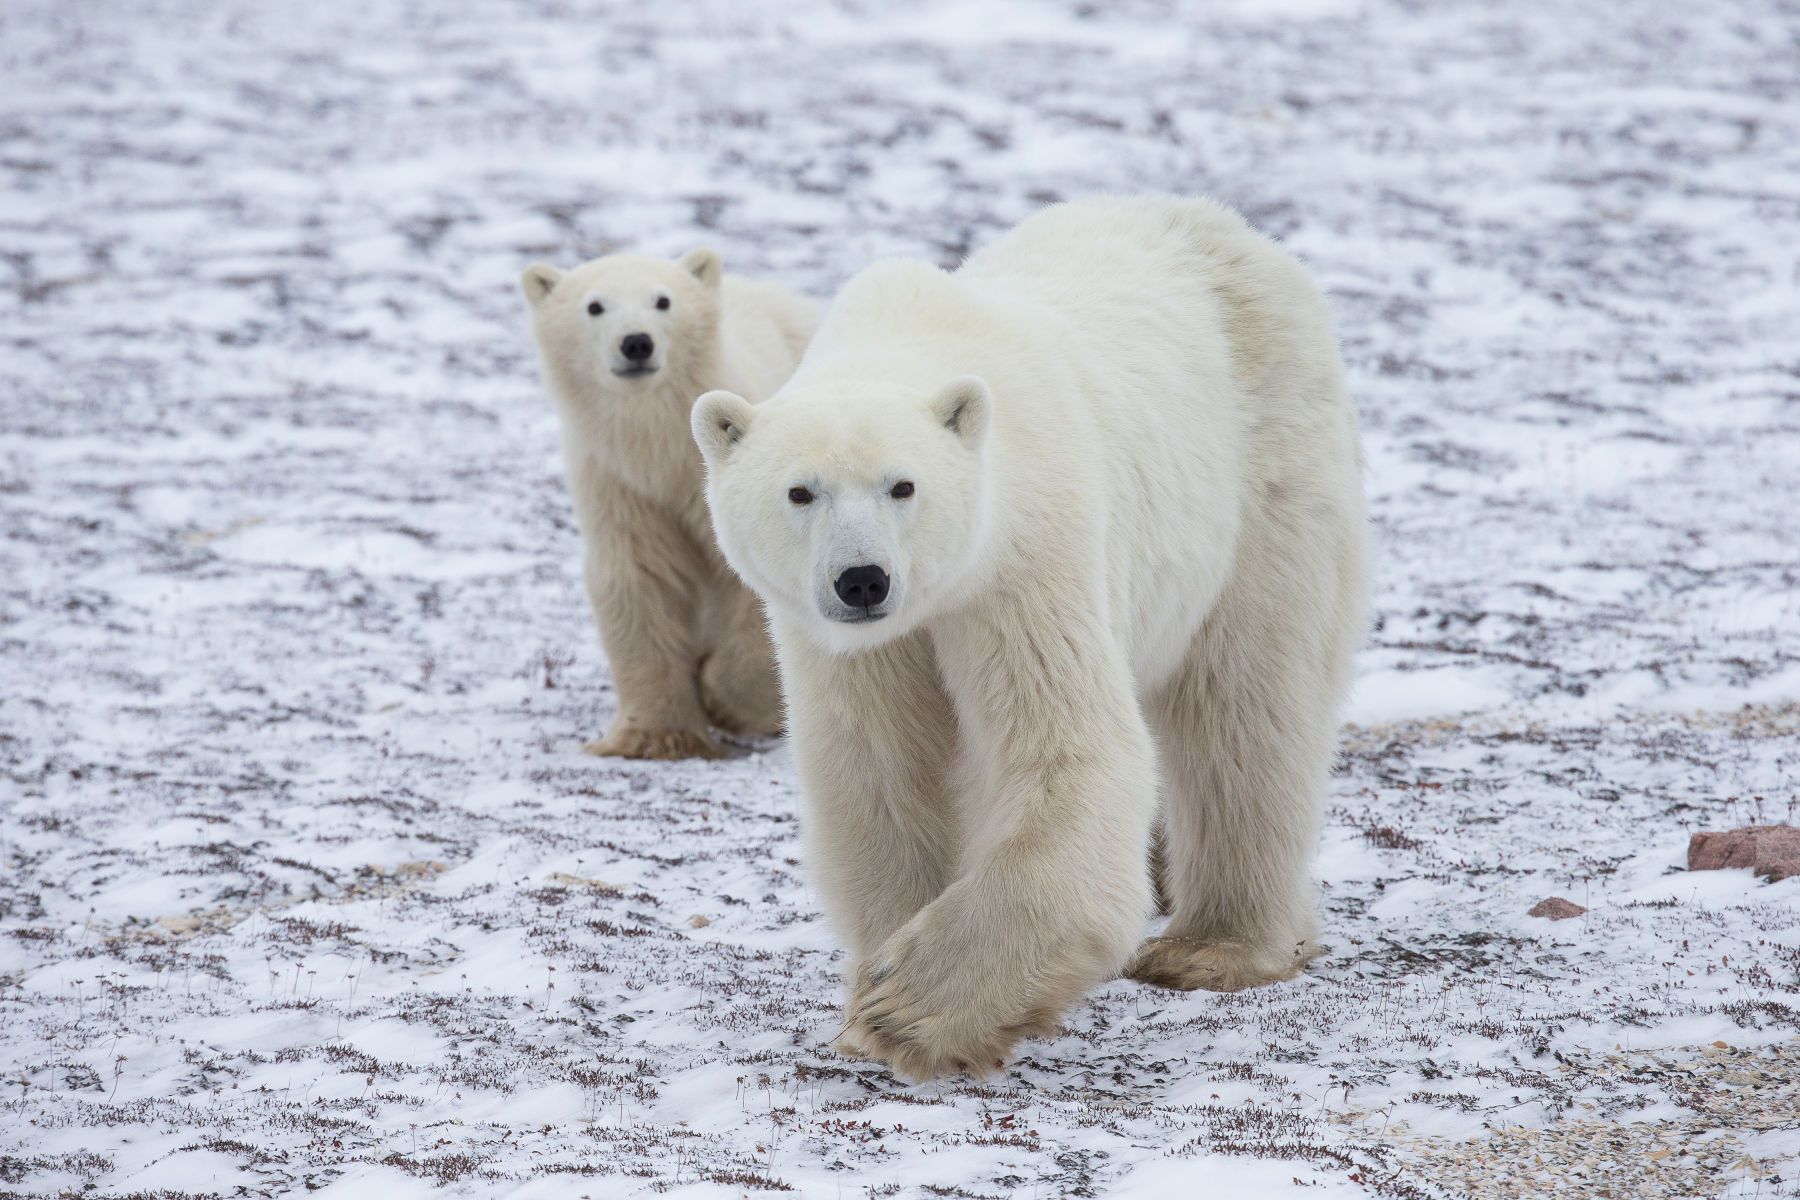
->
[834,565,890,609]
[620,333,654,362]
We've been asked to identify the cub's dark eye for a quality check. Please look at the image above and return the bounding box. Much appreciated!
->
[586,301,604,316]
[787,486,814,506]
[891,480,915,499]
[655,296,671,311]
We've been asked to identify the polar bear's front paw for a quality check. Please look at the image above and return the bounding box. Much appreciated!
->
[1125,936,1314,993]
[837,974,1052,1083]
[833,918,1070,1082]
[583,726,724,761]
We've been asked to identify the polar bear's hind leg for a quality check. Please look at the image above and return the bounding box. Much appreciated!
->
[1130,498,1363,992]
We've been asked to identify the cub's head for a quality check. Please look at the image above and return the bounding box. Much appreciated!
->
[520,248,722,386]
[692,377,995,653]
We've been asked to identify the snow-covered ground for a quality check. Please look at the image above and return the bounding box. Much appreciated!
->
[3,0,1797,1195]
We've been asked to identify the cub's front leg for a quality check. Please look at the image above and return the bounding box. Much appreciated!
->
[580,480,721,760]
[697,578,784,737]
[840,601,1156,1080]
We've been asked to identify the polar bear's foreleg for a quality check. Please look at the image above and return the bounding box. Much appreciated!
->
[780,627,959,966]
[838,600,1156,1079]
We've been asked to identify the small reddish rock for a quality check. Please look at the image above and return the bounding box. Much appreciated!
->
[1687,825,1800,883]
[1528,897,1586,920]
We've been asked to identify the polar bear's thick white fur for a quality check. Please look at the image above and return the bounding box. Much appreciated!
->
[523,248,817,759]
[692,196,1368,1079]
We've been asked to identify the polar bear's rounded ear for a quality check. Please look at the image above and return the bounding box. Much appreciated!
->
[931,375,991,447]
[680,247,723,289]
[692,390,755,465]
[520,263,563,308]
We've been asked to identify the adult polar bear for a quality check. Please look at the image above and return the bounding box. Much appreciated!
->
[693,196,1368,1080]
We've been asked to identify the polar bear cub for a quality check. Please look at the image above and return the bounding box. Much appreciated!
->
[692,196,1368,1078]
[522,248,817,759]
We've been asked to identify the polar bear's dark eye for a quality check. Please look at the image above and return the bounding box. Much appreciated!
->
[586,301,604,316]
[890,481,915,499]
[655,296,671,311]
[788,486,814,505]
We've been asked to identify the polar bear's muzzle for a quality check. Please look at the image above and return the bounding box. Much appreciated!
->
[819,561,904,628]
[827,564,891,623]
[609,331,661,378]
[803,492,908,635]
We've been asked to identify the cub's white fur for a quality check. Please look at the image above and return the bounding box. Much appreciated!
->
[523,248,817,759]
[694,196,1368,1077]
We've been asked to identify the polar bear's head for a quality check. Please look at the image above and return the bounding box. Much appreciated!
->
[692,377,995,653]
[520,249,722,387]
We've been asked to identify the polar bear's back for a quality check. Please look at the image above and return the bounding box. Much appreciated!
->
[962,195,1337,397]
[958,195,1363,686]
[962,194,1257,285]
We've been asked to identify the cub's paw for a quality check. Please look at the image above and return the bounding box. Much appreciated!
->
[1125,936,1314,993]
[582,727,724,761]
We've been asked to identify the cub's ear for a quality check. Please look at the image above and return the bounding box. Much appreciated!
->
[520,263,563,307]
[692,390,755,465]
[931,375,992,447]
[680,247,723,289]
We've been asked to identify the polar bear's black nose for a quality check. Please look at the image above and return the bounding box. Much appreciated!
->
[620,333,654,362]
[834,565,890,609]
